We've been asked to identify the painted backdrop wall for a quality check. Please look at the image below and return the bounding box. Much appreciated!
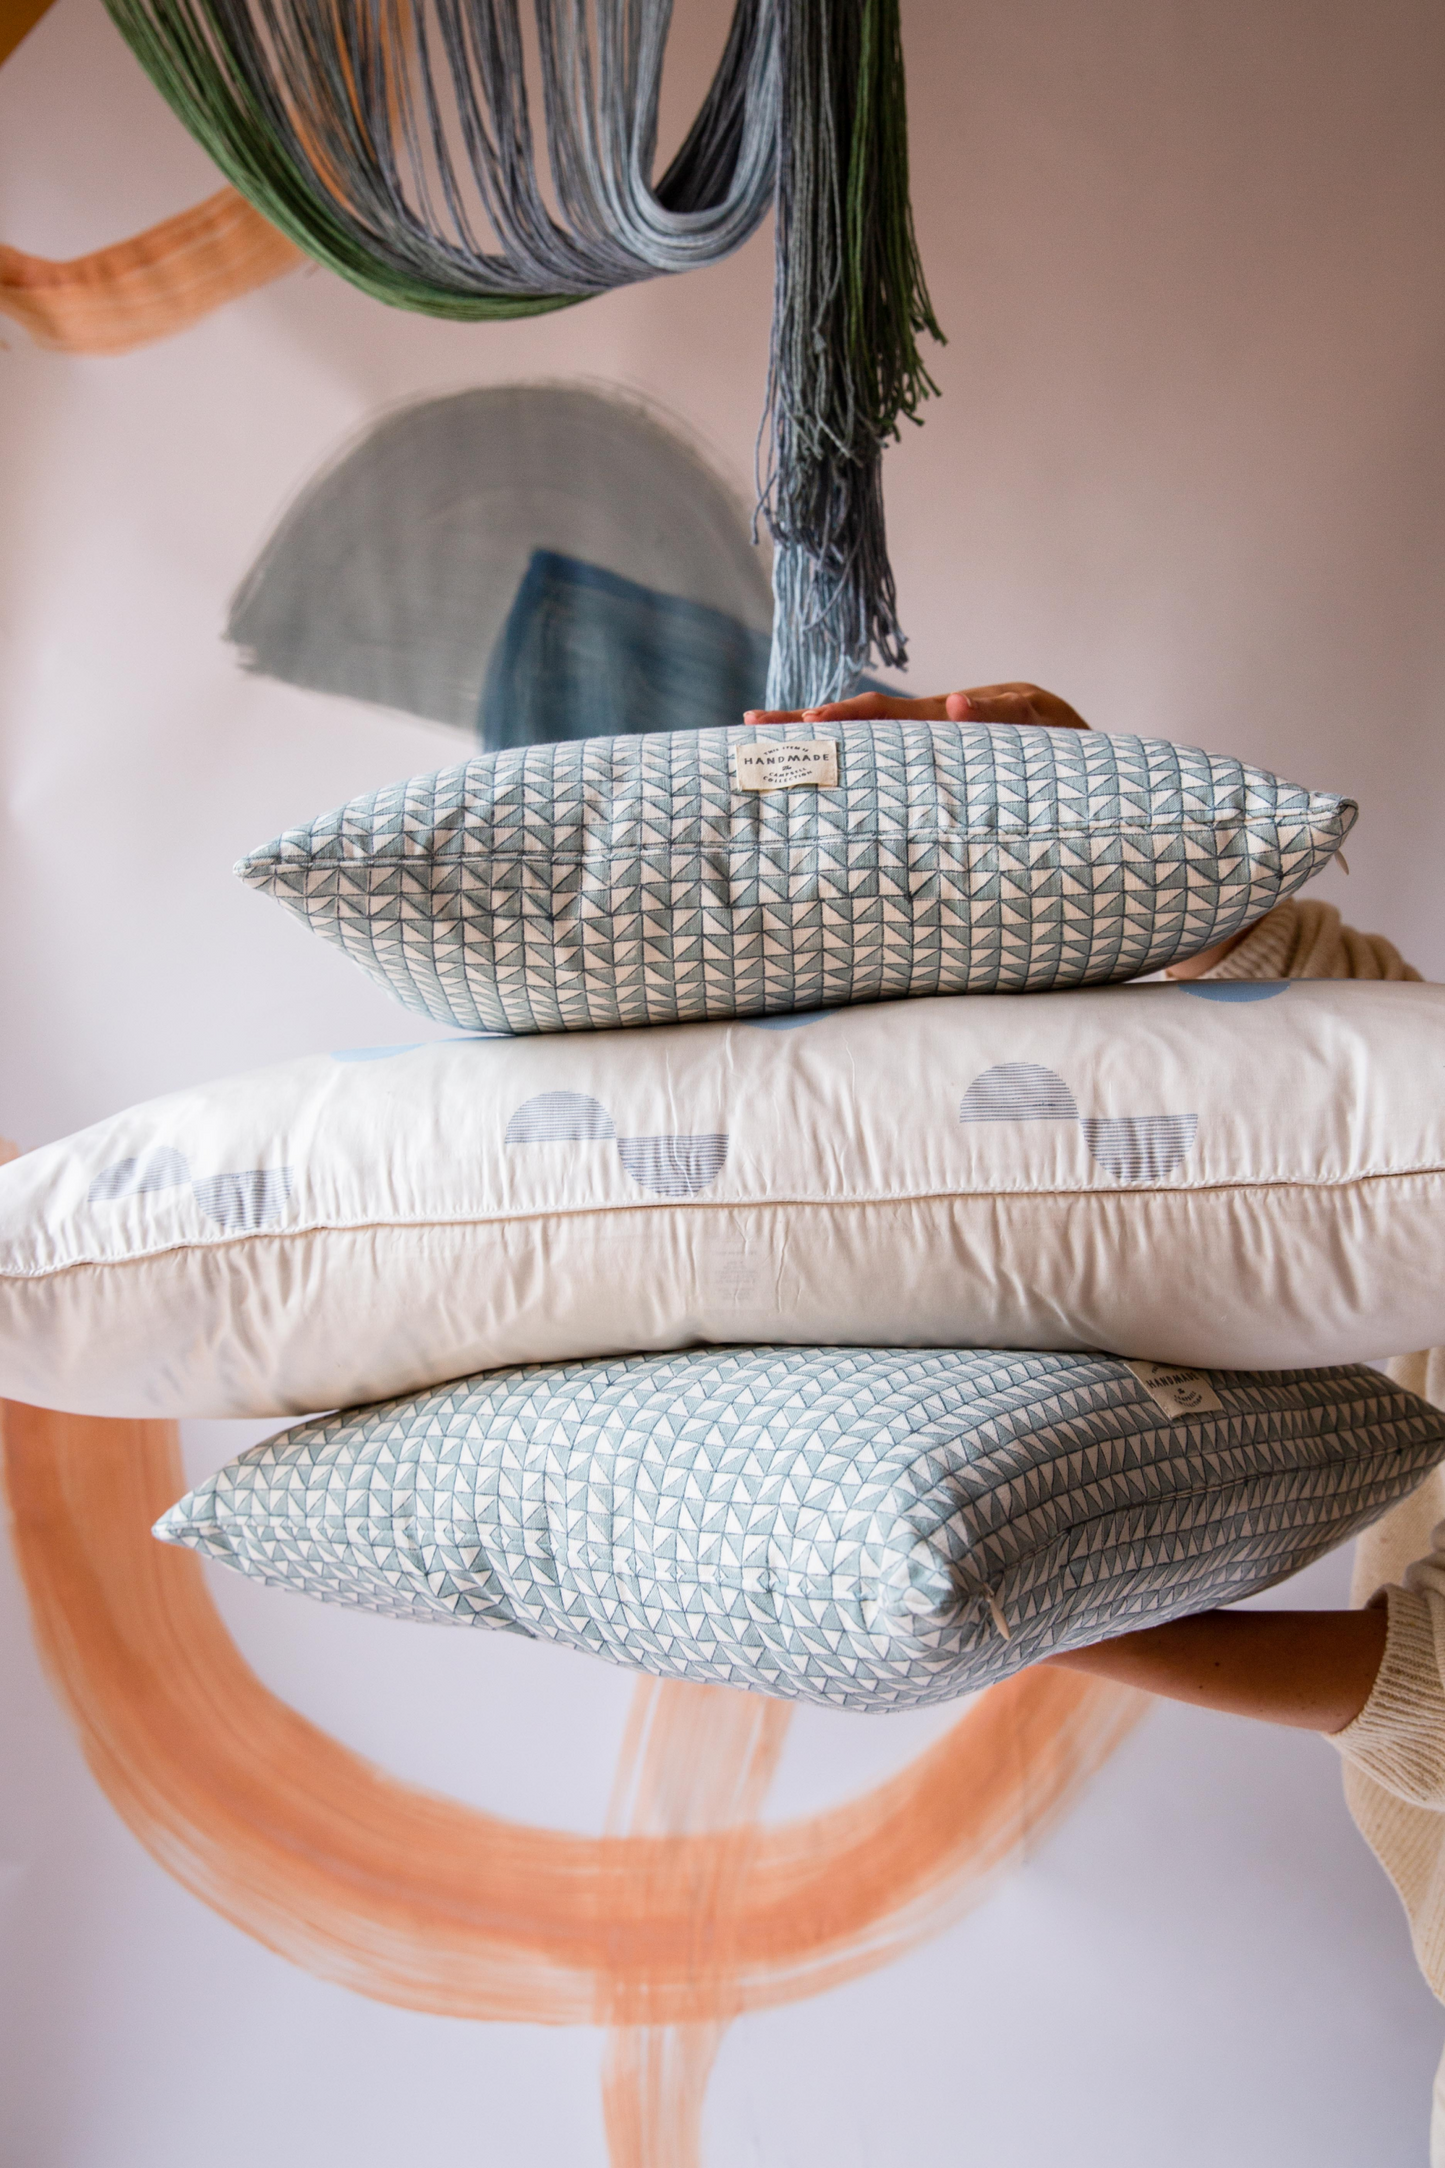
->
[2,2,1444,2163]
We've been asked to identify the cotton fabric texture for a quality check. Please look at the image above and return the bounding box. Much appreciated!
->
[154,1347,1445,1712]
[235,722,1356,1034]
[4,978,1443,1419]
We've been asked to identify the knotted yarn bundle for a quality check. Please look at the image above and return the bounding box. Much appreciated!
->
[101,0,942,705]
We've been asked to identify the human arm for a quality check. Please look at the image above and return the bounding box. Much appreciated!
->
[1043,1605,1388,1734]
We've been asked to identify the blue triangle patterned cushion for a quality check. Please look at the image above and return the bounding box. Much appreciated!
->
[235,722,1356,1034]
[157,1346,1445,1712]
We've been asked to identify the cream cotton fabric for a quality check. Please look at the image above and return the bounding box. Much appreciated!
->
[1206,896,1445,2157]
[8,973,1445,1417]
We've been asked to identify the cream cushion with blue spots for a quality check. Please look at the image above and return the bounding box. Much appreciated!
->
[155,1347,1445,1711]
[235,722,1356,1034]
[3,980,1443,1420]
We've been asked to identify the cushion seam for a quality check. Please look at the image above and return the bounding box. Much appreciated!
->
[9,1164,1445,1282]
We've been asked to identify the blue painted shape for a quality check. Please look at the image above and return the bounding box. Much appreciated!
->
[479,551,771,749]
[1177,981,1290,1004]
[479,549,890,750]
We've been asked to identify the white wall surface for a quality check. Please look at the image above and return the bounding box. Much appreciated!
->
[2,2,1444,2161]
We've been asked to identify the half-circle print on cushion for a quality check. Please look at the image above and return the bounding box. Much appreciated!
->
[88,1148,193,1201]
[1080,1116,1199,1182]
[189,1170,294,1233]
[1179,981,1291,1004]
[87,1152,293,1229]
[614,1136,729,1198]
[505,1092,617,1144]
[959,1064,1079,1123]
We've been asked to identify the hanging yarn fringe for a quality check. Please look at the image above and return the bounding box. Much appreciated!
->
[103,0,941,704]
[762,0,942,706]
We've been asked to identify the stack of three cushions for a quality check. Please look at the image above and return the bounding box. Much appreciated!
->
[10,719,1442,1707]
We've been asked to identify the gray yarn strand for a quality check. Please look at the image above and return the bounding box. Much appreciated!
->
[395,0,780,289]
[761,0,941,707]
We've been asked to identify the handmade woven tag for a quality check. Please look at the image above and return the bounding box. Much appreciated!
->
[732,739,839,791]
[1125,1360,1224,1419]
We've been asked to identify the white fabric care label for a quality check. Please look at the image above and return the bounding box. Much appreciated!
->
[1124,1359,1223,1419]
[732,738,839,791]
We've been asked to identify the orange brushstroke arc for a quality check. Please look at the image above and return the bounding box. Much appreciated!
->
[0,0,56,69]
[602,1677,792,2168]
[2,1400,1146,2030]
[0,188,302,355]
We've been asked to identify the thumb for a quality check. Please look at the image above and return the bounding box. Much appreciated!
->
[948,691,1025,724]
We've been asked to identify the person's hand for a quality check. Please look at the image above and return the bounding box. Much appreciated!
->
[743,683,1088,731]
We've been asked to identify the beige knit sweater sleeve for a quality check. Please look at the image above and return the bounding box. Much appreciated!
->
[1333,1575,1445,1809]
[1205,898,1445,2008]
